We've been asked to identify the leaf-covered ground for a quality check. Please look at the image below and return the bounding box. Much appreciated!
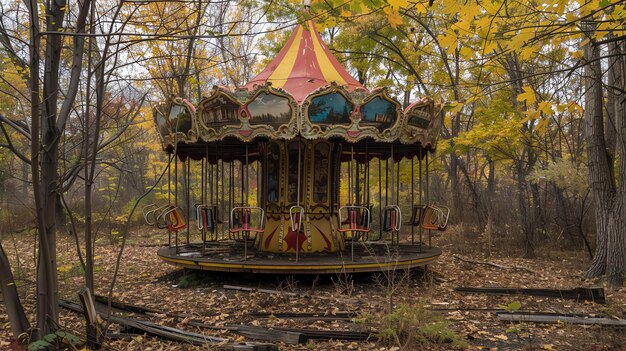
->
[1,226,625,350]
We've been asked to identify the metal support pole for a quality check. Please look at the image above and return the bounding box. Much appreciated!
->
[186,159,190,244]
[426,152,431,249]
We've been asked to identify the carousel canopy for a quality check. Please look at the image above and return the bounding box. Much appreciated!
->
[153,19,443,150]
[242,21,366,102]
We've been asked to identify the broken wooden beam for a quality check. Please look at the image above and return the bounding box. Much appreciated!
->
[268,326,372,341]
[223,284,301,297]
[93,294,193,319]
[59,299,277,351]
[78,288,103,349]
[249,311,356,321]
[497,312,626,327]
[88,295,367,343]
[187,321,305,344]
[455,287,605,303]
[190,321,371,342]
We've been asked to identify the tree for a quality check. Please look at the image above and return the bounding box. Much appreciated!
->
[583,24,626,288]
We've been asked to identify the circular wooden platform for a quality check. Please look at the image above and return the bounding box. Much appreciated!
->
[157,242,441,274]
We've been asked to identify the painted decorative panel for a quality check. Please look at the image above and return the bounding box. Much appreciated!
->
[301,85,402,142]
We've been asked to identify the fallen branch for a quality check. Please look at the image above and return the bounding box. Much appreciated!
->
[453,255,535,273]
[455,287,605,304]
[497,312,626,327]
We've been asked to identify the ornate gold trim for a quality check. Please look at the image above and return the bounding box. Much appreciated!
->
[300,84,402,143]
[398,97,442,148]
[156,96,196,149]
[195,84,299,143]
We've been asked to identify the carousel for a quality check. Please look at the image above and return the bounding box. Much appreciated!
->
[144,19,448,274]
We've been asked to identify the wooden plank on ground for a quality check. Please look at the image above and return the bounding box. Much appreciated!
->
[497,312,626,327]
[93,296,306,344]
[268,326,372,341]
[223,285,300,297]
[59,299,277,351]
[455,287,605,303]
[222,284,360,304]
[94,294,191,319]
[250,312,355,320]
[227,325,306,344]
[188,321,305,344]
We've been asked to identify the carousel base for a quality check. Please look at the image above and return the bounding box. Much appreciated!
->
[157,241,442,274]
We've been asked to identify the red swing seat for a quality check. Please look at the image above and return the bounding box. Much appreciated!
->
[229,206,265,234]
[337,206,371,234]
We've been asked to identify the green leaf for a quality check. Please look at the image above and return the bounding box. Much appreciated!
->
[498,301,522,312]
[28,340,51,351]
[599,0,612,7]
[55,330,81,345]
[43,334,57,343]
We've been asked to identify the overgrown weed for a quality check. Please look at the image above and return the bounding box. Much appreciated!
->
[358,303,467,349]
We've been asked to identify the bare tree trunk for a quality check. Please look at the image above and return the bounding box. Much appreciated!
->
[584,32,613,280]
[25,0,93,338]
[606,39,626,288]
[25,0,57,338]
[0,241,31,338]
[515,159,535,258]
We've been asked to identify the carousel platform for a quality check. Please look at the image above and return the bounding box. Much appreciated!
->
[157,242,441,274]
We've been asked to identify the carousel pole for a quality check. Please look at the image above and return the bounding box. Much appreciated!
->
[378,156,382,240]
[174,155,179,253]
[365,142,370,241]
[390,144,396,245]
[418,149,423,252]
[396,151,400,245]
[186,158,190,244]
[348,146,353,205]
[411,155,415,245]
[426,151,431,249]
[229,159,234,240]
[385,153,389,225]
[167,152,172,248]
[241,156,245,206]
[296,142,302,262]
[350,144,355,260]
[201,150,206,255]
[205,145,211,242]
[244,145,249,260]
[257,156,261,208]
[217,146,221,239]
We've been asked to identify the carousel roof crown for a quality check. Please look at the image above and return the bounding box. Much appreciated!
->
[153,17,443,150]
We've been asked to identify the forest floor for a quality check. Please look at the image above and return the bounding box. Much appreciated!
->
[0,225,625,350]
